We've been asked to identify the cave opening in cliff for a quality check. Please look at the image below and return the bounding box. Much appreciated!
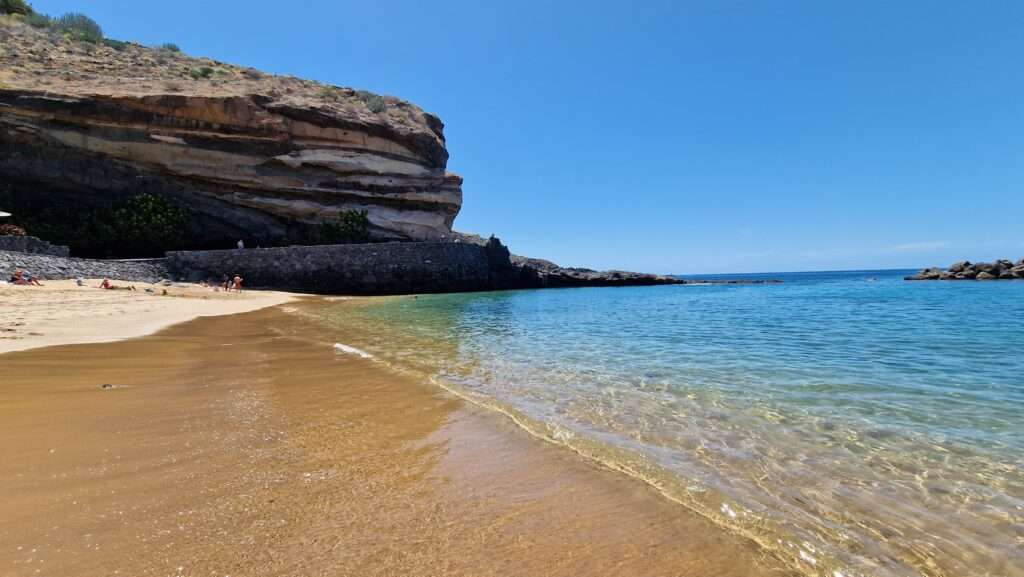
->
[0,181,252,258]
[0,180,382,258]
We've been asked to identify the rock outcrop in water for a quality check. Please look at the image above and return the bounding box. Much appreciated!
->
[906,258,1024,280]
[0,18,461,248]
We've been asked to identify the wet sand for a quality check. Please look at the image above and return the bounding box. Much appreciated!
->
[0,302,792,576]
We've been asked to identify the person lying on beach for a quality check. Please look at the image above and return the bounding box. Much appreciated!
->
[99,278,137,291]
[22,270,43,286]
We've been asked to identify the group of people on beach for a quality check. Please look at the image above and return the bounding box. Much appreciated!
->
[199,274,244,292]
[7,268,42,286]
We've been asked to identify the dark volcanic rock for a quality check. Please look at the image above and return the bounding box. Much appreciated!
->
[0,251,167,282]
[0,235,69,257]
[906,258,1024,281]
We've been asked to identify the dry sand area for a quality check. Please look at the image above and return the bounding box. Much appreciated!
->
[0,279,295,354]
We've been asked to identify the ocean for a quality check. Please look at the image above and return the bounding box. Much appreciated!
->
[303,270,1024,577]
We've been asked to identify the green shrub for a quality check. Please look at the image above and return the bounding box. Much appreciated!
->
[311,209,371,244]
[0,0,33,16]
[157,42,180,52]
[54,12,103,43]
[356,90,387,113]
[318,86,341,101]
[24,11,50,27]
[189,66,214,79]
[102,37,128,51]
[110,193,187,257]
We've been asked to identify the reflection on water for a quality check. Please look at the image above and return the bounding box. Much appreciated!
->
[301,271,1024,577]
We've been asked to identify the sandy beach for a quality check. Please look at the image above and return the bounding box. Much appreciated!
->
[0,279,296,354]
[0,297,792,577]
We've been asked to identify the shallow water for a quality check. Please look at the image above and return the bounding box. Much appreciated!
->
[306,270,1024,577]
[0,305,786,577]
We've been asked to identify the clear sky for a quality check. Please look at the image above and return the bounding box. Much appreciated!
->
[32,0,1024,273]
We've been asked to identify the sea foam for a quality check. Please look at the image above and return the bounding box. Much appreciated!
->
[333,343,374,359]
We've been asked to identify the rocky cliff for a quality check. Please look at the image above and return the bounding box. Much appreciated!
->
[0,17,461,250]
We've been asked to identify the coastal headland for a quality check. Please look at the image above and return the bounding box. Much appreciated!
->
[0,15,781,293]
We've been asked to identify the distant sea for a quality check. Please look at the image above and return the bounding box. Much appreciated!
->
[305,270,1024,577]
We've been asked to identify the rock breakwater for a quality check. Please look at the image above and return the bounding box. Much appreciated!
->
[906,258,1024,280]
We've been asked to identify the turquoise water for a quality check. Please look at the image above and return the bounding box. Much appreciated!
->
[309,270,1024,577]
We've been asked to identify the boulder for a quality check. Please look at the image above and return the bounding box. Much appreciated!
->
[948,260,971,273]
[976,271,997,280]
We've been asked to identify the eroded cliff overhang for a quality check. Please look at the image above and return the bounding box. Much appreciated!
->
[0,88,462,242]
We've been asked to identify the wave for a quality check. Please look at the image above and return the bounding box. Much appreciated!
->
[333,342,374,359]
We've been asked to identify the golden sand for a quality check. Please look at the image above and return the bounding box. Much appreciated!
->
[0,279,295,354]
[0,302,792,576]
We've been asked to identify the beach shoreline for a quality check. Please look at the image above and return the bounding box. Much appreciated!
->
[0,279,298,354]
[0,299,790,577]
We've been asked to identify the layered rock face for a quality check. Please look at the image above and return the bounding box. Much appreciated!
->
[906,258,1024,280]
[0,19,462,249]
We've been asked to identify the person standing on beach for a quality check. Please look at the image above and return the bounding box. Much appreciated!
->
[232,275,243,293]
[221,273,230,291]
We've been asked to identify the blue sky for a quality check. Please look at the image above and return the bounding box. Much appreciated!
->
[32,1,1024,273]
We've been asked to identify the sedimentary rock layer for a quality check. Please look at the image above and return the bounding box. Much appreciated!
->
[0,19,462,246]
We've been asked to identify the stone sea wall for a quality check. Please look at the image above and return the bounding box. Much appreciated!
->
[0,250,167,282]
[0,235,70,257]
[165,238,691,294]
[166,242,498,295]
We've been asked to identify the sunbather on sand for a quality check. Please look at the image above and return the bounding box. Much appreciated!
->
[22,270,43,286]
[99,278,136,291]
[8,268,40,286]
